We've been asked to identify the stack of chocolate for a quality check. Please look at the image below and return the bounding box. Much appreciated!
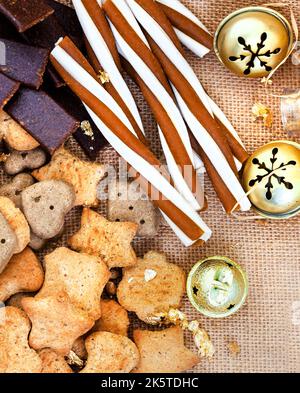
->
[0,0,107,158]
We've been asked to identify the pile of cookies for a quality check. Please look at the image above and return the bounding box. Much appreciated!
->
[0,0,214,374]
[0,139,212,373]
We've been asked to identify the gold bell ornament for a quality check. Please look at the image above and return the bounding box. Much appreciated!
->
[214,6,293,78]
[187,257,248,318]
[242,141,300,219]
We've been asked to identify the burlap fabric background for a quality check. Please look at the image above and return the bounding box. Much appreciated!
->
[1,0,299,373]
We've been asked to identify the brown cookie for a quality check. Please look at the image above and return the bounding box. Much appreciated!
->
[133,327,199,373]
[0,247,44,303]
[93,299,129,337]
[0,306,42,373]
[80,332,140,373]
[108,181,160,237]
[21,180,75,239]
[0,212,17,274]
[68,208,138,269]
[22,291,95,356]
[0,173,35,208]
[4,148,47,175]
[32,147,106,206]
[38,247,110,320]
[117,251,185,323]
[0,196,30,254]
[39,349,73,373]
[0,110,39,151]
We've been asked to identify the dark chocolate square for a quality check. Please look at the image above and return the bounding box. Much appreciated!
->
[0,39,50,89]
[0,0,54,33]
[45,0,84,50]
[5,87,79,154]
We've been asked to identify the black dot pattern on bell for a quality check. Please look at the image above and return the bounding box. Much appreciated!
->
[249,147,296,200]
[229,33,281,75]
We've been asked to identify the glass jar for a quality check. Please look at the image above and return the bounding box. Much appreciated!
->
[281,88,300,134]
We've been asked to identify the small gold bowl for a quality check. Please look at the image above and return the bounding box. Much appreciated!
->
[187,256,248,318]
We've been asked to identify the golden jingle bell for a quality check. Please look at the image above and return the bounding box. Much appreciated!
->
[187,257,248,318]
[242,141,300,219]
[214,6,293,78]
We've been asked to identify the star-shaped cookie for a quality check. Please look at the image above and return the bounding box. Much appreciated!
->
[0,306,42,373]
[38,247,110,320]
[0,247,44,302]
[68,208,138,269]
[22,291,95,356]
[80,332,139,373]
[133,326,199,373]
[32,147,106,206]
[92,299,129,336]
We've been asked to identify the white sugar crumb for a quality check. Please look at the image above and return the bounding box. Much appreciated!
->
[128,277,134,283]
[144,269,157,282]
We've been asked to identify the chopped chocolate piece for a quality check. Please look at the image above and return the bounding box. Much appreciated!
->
[22,15,66,88]
[0,0,54,33]
[0,73,19,108]
[6,87,79,154]
[45,0,84,50]
[23,14,65,49]
[23,4,83,88]
[47,86,108,159]
[0,13,19,40]
[0,39,49,89]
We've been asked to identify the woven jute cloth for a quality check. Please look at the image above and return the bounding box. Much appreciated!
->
[1,0,299,373]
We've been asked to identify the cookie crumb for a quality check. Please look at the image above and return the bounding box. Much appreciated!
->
[97,71,110,84]
[251,102,273,128]
[81,121,95,140]
[144,269,157,282]
[227,340,240,356]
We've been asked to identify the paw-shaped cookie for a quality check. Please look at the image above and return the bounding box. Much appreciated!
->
[117,251,185,323]
[0,173,35,208]
[0,196,30,254]
[108,181,160,237]
[0,307,42,373]
[0,247,44,302]
[80,332,139,373]
[22,292,95,356]
[21,180,75,239]
[4,148,47,175]
[0,212,17,274]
